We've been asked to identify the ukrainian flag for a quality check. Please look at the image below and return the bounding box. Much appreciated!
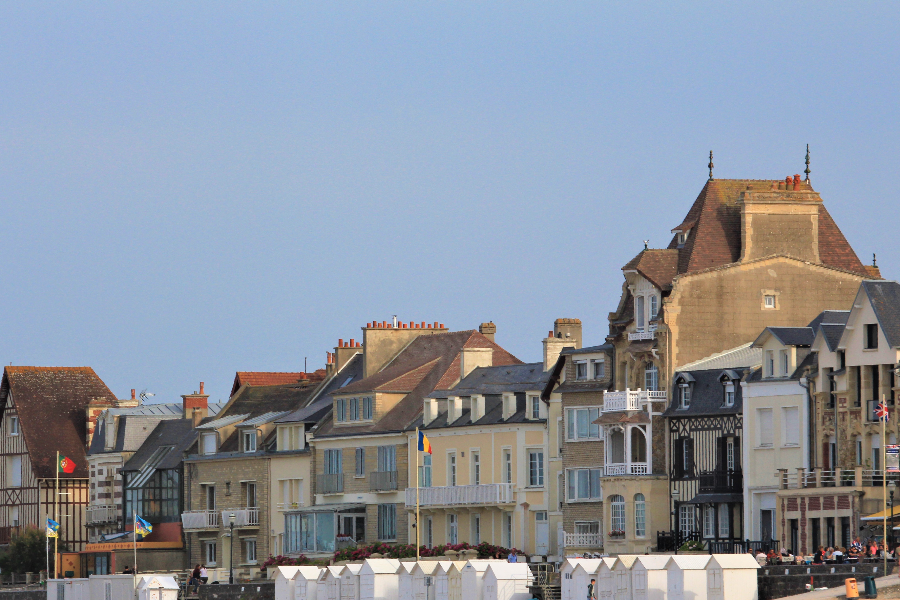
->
[417,430,432,454]
[135,515,153,539]
[46,518,59,538]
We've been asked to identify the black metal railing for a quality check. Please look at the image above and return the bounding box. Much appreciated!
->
[698,469,742,493]
[656,530,702,552]
[657,531,777,554]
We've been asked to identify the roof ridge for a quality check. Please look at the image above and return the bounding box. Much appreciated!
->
[6,366,96,371]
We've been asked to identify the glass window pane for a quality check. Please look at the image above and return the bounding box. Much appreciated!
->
[589,408,600,438]
[577,470,590,499]
[590,469,602,498]
[577,410,589,438]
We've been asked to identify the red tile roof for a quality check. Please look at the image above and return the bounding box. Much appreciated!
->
[622,249,680,290]
[231,370,327,397]
[0,367,118,479]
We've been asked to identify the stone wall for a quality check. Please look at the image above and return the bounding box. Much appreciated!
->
[0,591,46,600]
[757,562,895,600]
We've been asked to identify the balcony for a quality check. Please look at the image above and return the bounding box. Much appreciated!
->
[602,389,666,412]
[778,467,899,489]
[563,531,603,549]
[318,473,344,495]
[86,505,118,525]
[222,507,259,527]
[370,470,398,492]
[604,463,649,476]
[405,483,515,508]
[181,510,219,530]
[627,324,658,341]
[699,469,742,493]
[276,502,302,511]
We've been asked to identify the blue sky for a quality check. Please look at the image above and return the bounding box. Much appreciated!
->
[1,3,897,404]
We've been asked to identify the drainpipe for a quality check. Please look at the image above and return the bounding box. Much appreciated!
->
[799,371,814,470]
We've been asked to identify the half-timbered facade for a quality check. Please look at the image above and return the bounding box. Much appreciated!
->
[663,347,760,551]
[0,366,120,552]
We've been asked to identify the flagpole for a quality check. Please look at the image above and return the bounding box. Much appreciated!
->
[416,427,420,562]
[54,451,59,579]
[884,394,888,577]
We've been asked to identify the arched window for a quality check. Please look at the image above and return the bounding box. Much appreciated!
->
[634,494,646,537]
[609,495,625,533]
[644,363,658,391]
[630,427,647,464]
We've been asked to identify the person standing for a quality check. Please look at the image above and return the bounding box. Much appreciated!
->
[588,578,596,600]
[200,565,209,585]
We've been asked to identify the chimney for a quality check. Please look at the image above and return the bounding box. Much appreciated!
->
[423,398,439,426]
[544,326,576,372]
[362,319,448,378]
[131,389,136,400]
[182,382,210,428]
[739,179,822,264]
[554,318,583,349]
[478,322,497,342]
[460,347,493,379]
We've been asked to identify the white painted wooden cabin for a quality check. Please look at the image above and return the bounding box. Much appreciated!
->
[595,559,616,599]
[135,575,179,600]
[321,566,344,600]
[569,560,602,600]
[445,560,470,600]
[612,556,638,600]
[340,563,364,600]
[706,555,760,600]
[398,561,416,600]
[293,567,325,600]
[460,559,505,600]
[666,555,712,600]
[412,560,449,600]
[88,574,137,600]
[630,555,671,600]
[359,559,402,600]
[483,563,534,600]
[276,566,305,600]
[434,561,466,600]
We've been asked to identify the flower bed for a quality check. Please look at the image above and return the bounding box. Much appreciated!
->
[333,541,521,563]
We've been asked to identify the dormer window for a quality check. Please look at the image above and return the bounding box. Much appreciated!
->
[780,350,790,376]
[723,382,735,407]
[679,384,691,409]
[765,351,775,378]
[650,296,658,320]
[530,396,542,420]
[676,229,690,246]
[201,432,217,455]
[335,396,373,423]
[575,361,588,381]
[592,359,606,380]
[243,430,257,453]
[635,296,645,331]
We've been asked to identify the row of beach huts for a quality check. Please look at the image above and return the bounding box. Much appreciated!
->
[273,554,761,600]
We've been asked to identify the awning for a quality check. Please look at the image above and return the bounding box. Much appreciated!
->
[83,541,182,552]
[683,493,743,505]
[861,508,900,521]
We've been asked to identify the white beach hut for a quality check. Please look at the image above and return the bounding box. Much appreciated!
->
[570,560,602,600]
[595,558,616,599]
[705,554,760,600]
[293,566,325,600]
[135,575,179,600]
[340,563,364,600]
[359,559,401,600]
[666,555,712,600]
[483,563,534,600]
[412,560,448,600]
[631,555,671,600]
[88,574,136,600]
[322,566,344,600]
[276,566,305,600]
[446,560,471,600]
[398,561,416,600]
[612,556,638,600]
[435,560,466,600]
[460,559,504,600]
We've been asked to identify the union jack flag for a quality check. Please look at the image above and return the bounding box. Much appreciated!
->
[875,402,890,421]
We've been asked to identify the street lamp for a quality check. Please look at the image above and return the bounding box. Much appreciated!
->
[229,513,236,585]
[889,481,896,550]
[672,489,680,555]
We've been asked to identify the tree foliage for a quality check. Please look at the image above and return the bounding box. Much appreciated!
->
[0,526,66,575]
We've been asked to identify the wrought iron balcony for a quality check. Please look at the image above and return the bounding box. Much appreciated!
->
[317,473,344,494]
[405,483,515,508]
[370,470,398,492]
[181,510,219,530]
[698,469,742,494]
[602,389,666,412]
[86,505,118,525]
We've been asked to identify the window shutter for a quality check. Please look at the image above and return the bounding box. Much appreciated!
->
[674,439,684,478]
[685,439,695,476]
[716,437,726,472]
[732,437,741,469]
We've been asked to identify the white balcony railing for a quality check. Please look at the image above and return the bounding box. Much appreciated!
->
[604,463,649,476]
[564,532,603,548]
[602,389,666,412]
[405,483,515,508]
[277,502,303,512]
[181,510,219,530]
[86,505,118,525]
[223,507,260,527]
[627,324,658,341]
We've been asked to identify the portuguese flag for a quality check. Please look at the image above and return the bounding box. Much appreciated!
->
[58,456,75,474]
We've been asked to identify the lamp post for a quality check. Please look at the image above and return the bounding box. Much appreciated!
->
[229,513,236,585]
[890,482,896,550]
[672,488,680,555]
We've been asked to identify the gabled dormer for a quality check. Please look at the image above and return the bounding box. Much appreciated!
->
[672,373,695,410]
[751,327,814,379]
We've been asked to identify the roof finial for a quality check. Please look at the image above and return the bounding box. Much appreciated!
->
[708,150,714,181]
[873,253,877,268]
[804,144,811,183]
[643,240,649,250]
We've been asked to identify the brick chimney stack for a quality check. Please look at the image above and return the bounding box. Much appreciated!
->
[182,381,210,428]
[478,322,497,342]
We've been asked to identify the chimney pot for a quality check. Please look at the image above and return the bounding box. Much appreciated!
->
[350,338,355,346]
[549,330,553,338]
[366,322,371,328]
[338,338,344,347]
[439,323,444,328]
[382,321,387,328]
[131,389,136,400]
[199,382,204,395]
[421,322,426,328]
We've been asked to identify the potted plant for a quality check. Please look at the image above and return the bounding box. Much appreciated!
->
[608,530,626,539]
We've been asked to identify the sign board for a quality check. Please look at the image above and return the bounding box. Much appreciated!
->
[886,445,900,473]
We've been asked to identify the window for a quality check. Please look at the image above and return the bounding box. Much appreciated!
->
[205,485,216,510]
[674,438,694,478]
[363,397,373,420]
[204,540,217,566]
[872,436,881,470]
[349,397,359,421]
[355,448,365,477]
[377,446,396,472]
[201,433,217,455]
[679,384,691,409]
[336,397,372,423]
[9,415,18,436]
[828,436,837,470]
[718,504,730,538]
[592,359,605,380]
[245,482,257,508]
[335,398,345,422]
[723,382,735,407]
[650,296,658,320]
[503,512,513,547]
[280,479,302,509]
[377,504,396,540]
[782,407,800,446]
[503,450,512,484]
[703,505,715,538]
[448,452,457,486]
[865,324,879,349]
[758,409,773,447]
[766,351,775,377]
[838,350,846,370]
[575,361,588,381]
[528,450,544,487]
[764,295,776,309]
[243,430,257,453]
[530,397,541,420]
[567,468,602,501]
[448,514,458,544]
[726,438,735,472]
[471,513,481,544]
[644,364,658,391]
[566,407,601,441]
[636,296,645,330]
[856,436,863,466]
[243,538,257,563]
[679,505,694,534]
[780,350,790,376]
[324,449,342,474]
[425,516,433,548]
[420,454,432,487]
[575,521,600,537]
[9,456,21,488]
[634,494,646,537]
[610,495,625,533]
[472,452,480,485]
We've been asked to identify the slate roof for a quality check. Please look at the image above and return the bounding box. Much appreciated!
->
[622,249,680,290]
[759,327,815,347]
[561,343,614,356]
[316,330,521,437]
[676,343,762,372]
[863,280,900,348]
[664,367,751,416]
[429,363,550,398]
[0,367,118,479]
[87,402,225,455]
[231,370,327,396]
[662,179,867,277]
[122,419,199,472]
[279,354,365,425]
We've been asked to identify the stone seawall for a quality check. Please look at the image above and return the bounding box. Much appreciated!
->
[758,562,896,600]
[198,582,275,600]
